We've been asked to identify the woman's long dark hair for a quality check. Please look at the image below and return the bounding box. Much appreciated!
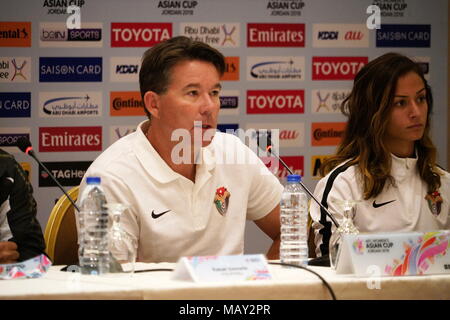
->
[320,52,441,199]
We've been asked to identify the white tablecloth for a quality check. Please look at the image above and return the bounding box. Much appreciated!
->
[1,262,449,300]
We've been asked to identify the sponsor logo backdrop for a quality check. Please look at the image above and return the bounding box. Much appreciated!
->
[0,0,447,255]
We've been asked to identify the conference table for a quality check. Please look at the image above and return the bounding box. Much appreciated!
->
[1,261,449,300]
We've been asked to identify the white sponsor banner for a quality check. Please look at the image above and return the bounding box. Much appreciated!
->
[312,24,369,48]
[39,92,102,118]
[0,57,31,83]
[247,56,305,81]
[311,89,351,114]
[110,57,141,82]
[219,90,239,116]
[109,125,136,146]
[179,23,240,48]
[246,122,304,148]
[39,22,103,47]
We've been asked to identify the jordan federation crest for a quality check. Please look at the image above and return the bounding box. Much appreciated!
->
[425,190,443,216]
[214,186,230,216]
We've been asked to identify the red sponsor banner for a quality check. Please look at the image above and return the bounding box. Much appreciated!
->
[0,22,31,47]
[263,156,304,180]
[39,126,102,152]
[221,57,239,81]
[311,122,346,146]
[312,56,368,80]
[111,23,172,47]
[247,23,305,47]
[247,90,304,114]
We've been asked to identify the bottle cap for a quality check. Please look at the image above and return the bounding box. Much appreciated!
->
[86,176,101,185]
[286,174,301,183]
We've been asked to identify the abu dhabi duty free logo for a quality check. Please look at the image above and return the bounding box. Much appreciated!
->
[39,57,102,82]
[0,57,31,83]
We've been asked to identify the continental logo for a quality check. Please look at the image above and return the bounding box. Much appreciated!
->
[0,22,31,47]
[110,91,145,116]
[311,122,346,146]
[39,126,102,152]
[247,23,305,47]
[221,57,239,81]
[311,155,331,179]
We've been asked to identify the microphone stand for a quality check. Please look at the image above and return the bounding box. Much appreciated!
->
[28,151,80,212]
[266,145,340,228]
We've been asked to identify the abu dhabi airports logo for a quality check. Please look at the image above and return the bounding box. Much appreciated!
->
[39,91,101,118]
[0,57,31,83]
[247,56,304,81]
[179,23,240,48]
[39,22,102,47]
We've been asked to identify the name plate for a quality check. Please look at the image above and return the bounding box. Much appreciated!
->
[172,254,272,282]
[336,230,450,276]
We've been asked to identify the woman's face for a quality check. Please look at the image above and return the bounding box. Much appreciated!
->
[383,71,428,157]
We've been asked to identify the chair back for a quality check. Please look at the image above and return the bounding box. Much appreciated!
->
[44,186,79,266]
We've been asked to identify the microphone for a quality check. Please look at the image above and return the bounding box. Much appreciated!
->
[256,130,339,228]
[17,137,80,212]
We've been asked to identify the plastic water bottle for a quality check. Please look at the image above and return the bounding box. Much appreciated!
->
[280,174,308,266]
[78,176,110,275]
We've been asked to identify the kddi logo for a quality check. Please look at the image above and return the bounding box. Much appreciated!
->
[116,64,138,74]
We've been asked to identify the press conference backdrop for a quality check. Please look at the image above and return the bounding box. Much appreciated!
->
[0,0,448,255]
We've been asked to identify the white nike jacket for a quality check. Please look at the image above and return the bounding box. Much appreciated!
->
[310,154,450,257]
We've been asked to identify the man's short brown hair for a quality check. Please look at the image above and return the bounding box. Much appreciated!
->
[139,36,226,119]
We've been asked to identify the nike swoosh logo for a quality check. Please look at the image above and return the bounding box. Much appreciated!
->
[151,210,171,219]
[372,200,396,208]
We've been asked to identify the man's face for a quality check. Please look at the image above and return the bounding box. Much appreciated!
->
[151,59,221,148]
